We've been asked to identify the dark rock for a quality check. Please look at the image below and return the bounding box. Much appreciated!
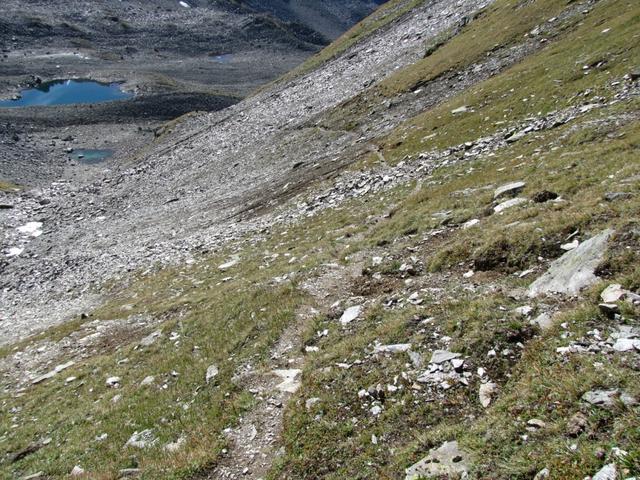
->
[532,190,559,203]
[598,303,619,317]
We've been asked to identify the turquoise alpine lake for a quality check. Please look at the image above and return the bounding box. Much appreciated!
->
[70,149,114,164]
[0,80,133,108]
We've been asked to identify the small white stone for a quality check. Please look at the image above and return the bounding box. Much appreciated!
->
[106,376,121,388]
[206,365,219,384]
[70,465,85,476]
[340,306,362,325]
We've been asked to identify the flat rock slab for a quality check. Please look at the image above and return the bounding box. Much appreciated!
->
[405,440,470,480]
[430,350,461,364]
[582,389,637,408]
[494,197,527,213]
[528,230,613,297]
[494,181,526,199]
[374,343,412,354]
[340,306,362,325]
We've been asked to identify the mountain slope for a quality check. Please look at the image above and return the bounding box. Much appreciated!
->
[0,0,638,478]
[241,0,387,40]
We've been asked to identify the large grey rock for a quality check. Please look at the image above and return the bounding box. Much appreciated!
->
[494,181,526,199]
[528,230,614,297]
[405,440,469,479]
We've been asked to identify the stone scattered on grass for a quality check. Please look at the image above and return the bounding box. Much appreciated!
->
[601,283,639,303]
[305,397,320,410]
[140,375,155,387]
[451,105,469,114]
[494,197,527,213]
[405,441,469,480]
[533,467,550,479]
[373,343,412,354]
[531,312,553,330]
[206,364,219,384]
[528,230,614,297]
[527,418,546,429]
[125,429,157,449]
[582,389,637,408]
[462,218,480,229]
[339,305,362,325]
[218,256,239,271]
[164,436,186,453]
[514,305,533,316]
[139,329,162,347]
[106,376,121,388]
[31,360,75,385]
[70,465,85,476]
[592,463,617,480]
[479,382,498,408]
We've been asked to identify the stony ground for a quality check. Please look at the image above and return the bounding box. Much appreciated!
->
[0,0,639,478]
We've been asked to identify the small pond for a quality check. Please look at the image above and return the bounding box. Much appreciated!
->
[69,149,114,165]
[0,80,133,108]
[210,54,234,64]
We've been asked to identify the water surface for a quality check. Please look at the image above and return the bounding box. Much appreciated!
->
[0,80,132,108]
[70,149,114,165]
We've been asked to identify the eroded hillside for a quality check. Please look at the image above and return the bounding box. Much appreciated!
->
[0,0,638,478]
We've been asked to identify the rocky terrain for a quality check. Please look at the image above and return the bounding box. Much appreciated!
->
[0,0,380,184]
[0,0,639,478]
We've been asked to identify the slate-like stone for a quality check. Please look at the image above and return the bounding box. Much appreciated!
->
[528,230,613,297]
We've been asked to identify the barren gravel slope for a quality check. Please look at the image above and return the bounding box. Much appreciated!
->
[0,0,490,344]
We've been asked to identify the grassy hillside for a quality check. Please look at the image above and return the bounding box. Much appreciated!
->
[1,0,638,478]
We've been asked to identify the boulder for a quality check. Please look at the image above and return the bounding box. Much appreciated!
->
[494,181,526,200]
[528,230,613,297]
